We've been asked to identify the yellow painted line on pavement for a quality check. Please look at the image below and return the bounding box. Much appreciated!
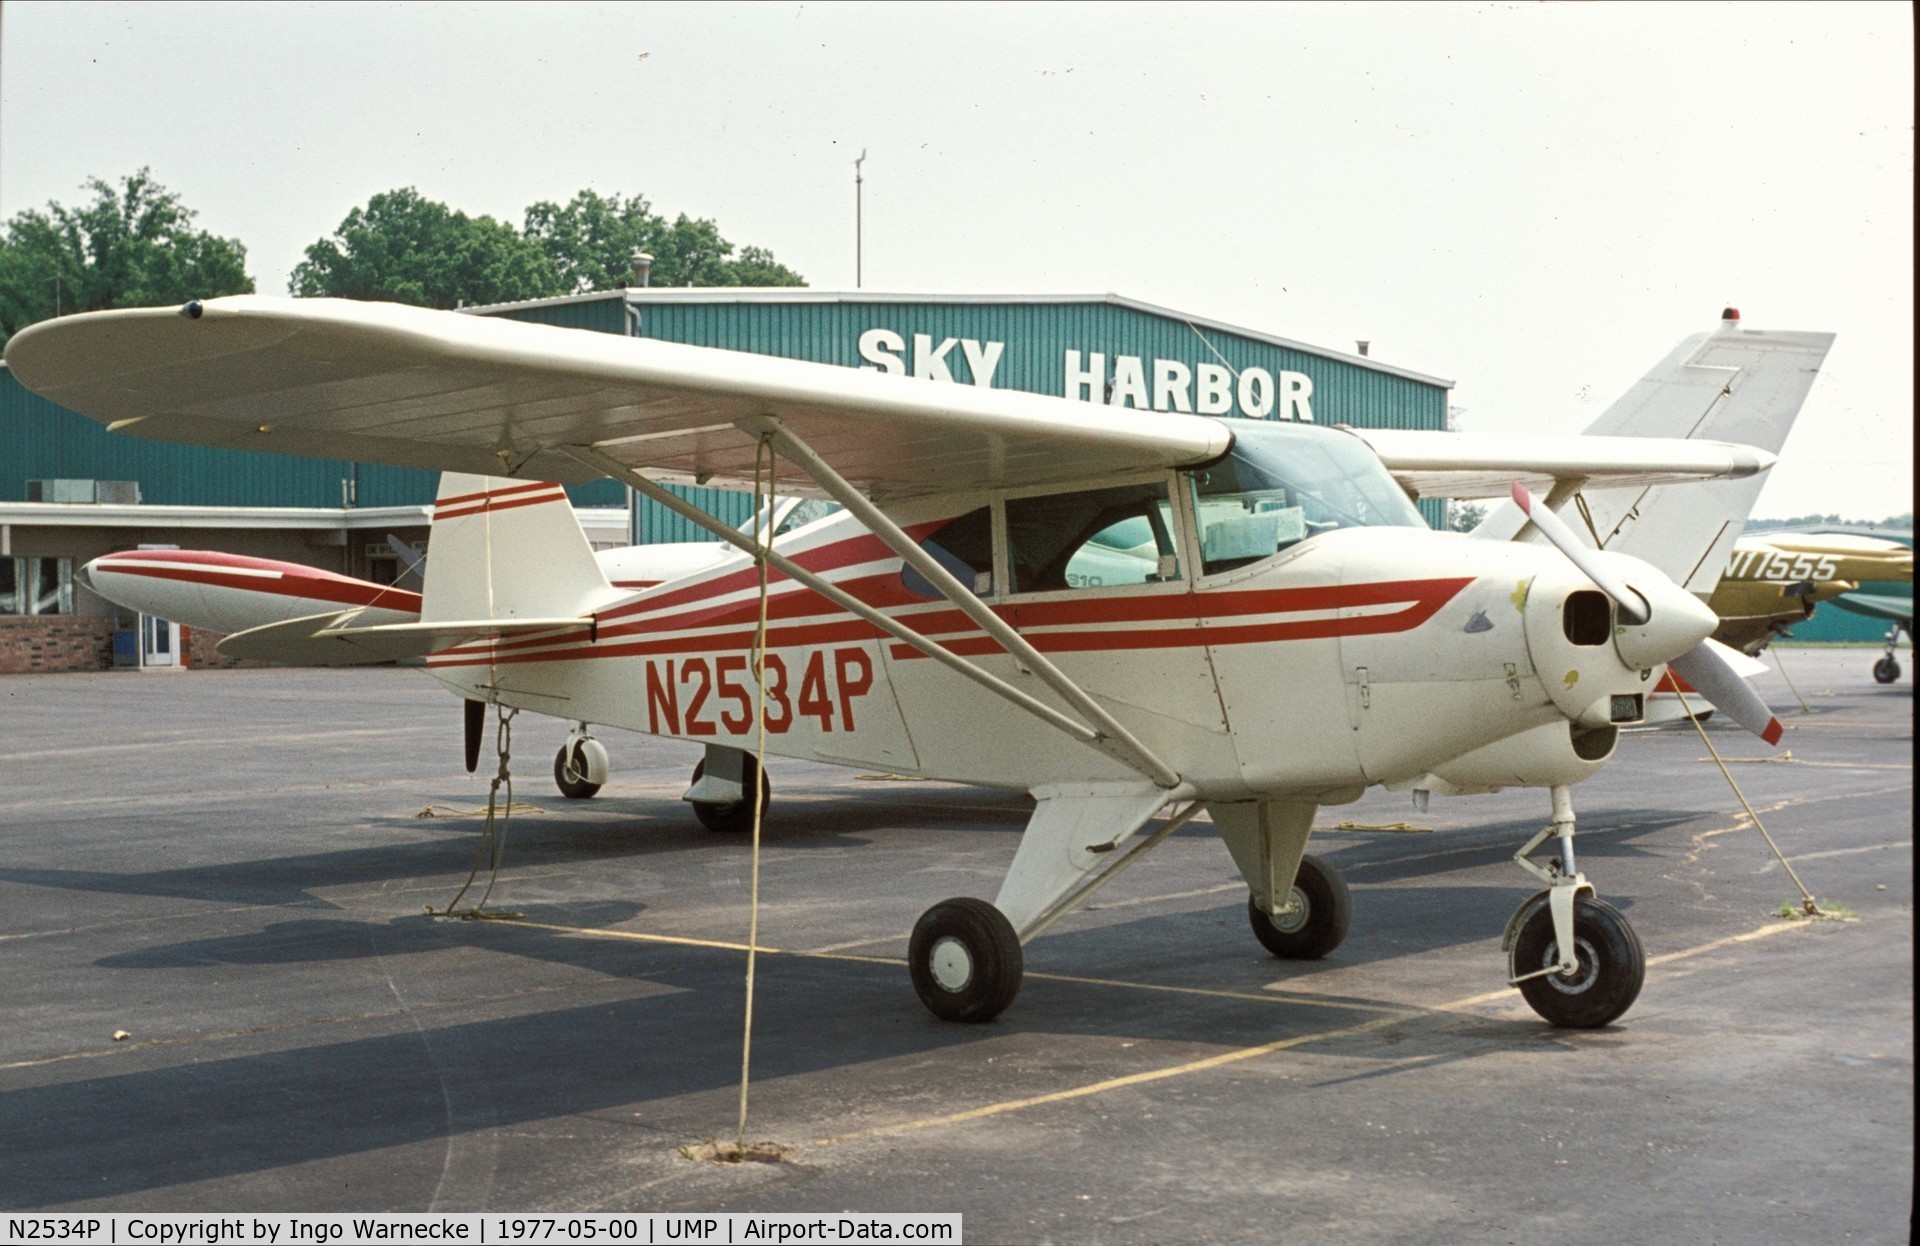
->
[809,916,1822,1148]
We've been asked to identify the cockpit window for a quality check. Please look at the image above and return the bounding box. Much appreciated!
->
[741,497,840,540]
[1189,423,1424,575]
[1007,480,1180,594]
[903,507,994,599]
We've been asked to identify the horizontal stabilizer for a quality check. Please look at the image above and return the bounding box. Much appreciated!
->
[314,616,592,662]
[219,610,590,665]
[217,611,394,666]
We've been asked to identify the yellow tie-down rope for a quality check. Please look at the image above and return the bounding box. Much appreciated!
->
[1673,687,1841,920]
[726,433,780,1162]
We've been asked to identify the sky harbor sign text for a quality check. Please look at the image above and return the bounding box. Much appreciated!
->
[856,329,1315,423]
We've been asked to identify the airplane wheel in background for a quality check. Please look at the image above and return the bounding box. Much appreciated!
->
[1510,895,1645,1029]
[909,897,1023,1023]
[1873,656,1900,684]
[1248,853,1351,960]
[689,755,770,833]
[552,740,605,800]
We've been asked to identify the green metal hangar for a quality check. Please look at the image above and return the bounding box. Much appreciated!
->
[0,289,1451,672]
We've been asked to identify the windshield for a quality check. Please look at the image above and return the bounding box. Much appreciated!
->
[1188,422,1425,574]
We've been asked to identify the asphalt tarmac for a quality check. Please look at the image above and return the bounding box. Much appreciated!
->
[1,649,1911,1242]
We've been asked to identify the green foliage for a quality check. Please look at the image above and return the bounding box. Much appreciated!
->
[1750,512,1914,532]
[1445,501,1485,533]
[291,188,563,309]
[0,169,253,346]
[296,187,805,308]
[523,189,805,293]
[531,190,808,290]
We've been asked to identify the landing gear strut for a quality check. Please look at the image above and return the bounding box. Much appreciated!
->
[1873,623,1907,684]
[684,748,770,834]
[553,726,608,799]
[1503,784,1645,1028]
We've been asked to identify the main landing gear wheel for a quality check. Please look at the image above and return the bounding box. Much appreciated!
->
[689,755,770,834]
[1248,853,1351,960]
[553,742,603,800]
[909,897,1023,1023]
[1510,895,1645,1029]
[1873,655,1900,684]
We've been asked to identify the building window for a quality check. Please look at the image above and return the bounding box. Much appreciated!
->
[0,557,75,615]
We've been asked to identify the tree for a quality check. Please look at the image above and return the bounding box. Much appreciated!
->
[1446,501,1486,533]
[522,189,805,292]
[0,169,253,346]
[292,188,562,308]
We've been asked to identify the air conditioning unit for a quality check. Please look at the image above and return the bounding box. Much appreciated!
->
[25,479,141,504]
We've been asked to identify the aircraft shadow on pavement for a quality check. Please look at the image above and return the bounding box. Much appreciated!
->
[5,912,1555,1209]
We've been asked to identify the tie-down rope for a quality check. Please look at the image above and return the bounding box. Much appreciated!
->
[734,432,778,1157]
[1672,686,1828,917]
[431,703,523,921]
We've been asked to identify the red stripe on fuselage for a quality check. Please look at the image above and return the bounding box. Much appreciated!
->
[92,554,424,614]
[425,576,1473,670]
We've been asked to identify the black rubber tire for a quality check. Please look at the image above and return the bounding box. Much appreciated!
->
[552,744,602,800]
[1512,895,1645,1029]
[1248,853,1351,959]
[908,897,1024,1023]
[689,755,769,834]
[1873,656,1900,684]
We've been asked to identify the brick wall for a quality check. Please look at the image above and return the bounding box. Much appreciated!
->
[185,627,265,670]
[0,616,114,673]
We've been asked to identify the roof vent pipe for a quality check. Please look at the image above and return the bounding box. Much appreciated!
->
[631,252,654,288]
[1355,340,1370,357]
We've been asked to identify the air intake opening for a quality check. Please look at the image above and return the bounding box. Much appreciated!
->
[1562,590,1612,646]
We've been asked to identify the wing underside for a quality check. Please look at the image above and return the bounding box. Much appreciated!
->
[4,296,1233,502]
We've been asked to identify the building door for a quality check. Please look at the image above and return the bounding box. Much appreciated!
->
[141,614,180,667]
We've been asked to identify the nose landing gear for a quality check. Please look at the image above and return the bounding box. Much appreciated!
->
[1503,784,1646,1028]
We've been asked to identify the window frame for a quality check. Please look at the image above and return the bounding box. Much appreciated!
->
[998,470,1194,603]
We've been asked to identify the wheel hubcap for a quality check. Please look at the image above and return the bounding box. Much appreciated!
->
[1267,886,1311,935]
[929,936,974,992]
[1542,936,1600,994]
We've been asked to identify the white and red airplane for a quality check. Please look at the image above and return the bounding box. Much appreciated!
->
[10,298,1832,1028]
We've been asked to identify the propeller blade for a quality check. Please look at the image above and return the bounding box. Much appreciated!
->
[464,698,485,773]
[1668,639,1784,745]
[1510,482,1650,625]
[386,533,427,577]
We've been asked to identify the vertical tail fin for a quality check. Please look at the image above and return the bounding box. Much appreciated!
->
[1477,311,1835,594]
[421,475,615,622]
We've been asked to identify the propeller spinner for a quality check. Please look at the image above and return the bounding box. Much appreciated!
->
[1511,482,1783,745]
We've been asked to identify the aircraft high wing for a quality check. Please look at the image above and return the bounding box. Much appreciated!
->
[9,297,1833,1030]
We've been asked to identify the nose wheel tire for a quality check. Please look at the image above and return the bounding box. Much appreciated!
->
[909,897,1023,1022]
[1248,853,1351,959]
[1511,895,1645,1028]
[689,756,770,834]
[552,744,602,800]
[1873,655,1900,684]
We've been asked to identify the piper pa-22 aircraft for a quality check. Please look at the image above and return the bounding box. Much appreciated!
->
[8,299,1833,1029]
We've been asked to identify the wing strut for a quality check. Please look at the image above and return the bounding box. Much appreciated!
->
[566,432,1183,788]
[565,443,1179,786]
[752,419,1185,789]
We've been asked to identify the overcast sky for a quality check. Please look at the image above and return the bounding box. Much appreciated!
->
[2,1,1910,518]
